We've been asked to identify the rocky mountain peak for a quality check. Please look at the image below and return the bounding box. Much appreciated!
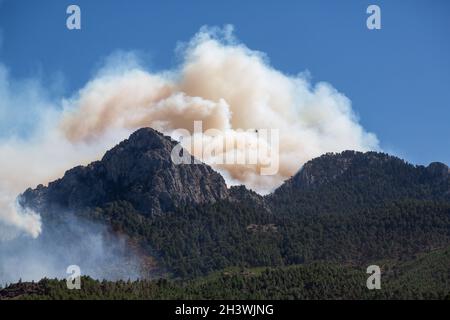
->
[21,128,229,217]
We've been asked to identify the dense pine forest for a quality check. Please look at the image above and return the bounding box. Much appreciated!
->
[2,245,450,299]
[70,150,450,279]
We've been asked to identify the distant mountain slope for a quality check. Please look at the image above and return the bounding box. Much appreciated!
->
[269,150,450,216]
[18,129,450,278]
[268,151,450,265]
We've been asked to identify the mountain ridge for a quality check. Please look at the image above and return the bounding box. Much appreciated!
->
[22,128,450,216]
[275,150,449,192]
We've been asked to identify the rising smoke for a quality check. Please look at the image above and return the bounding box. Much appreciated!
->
[60,26,379,193]
[0,25,379,241]
[0,213,144,285]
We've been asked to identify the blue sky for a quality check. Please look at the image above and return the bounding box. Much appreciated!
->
[0,0,449,165]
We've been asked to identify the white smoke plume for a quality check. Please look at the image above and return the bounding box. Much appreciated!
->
[60,26,378,192]
[0,25,379,239]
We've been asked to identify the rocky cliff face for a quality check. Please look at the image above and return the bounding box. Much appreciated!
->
[21,131,450,218]
[426,162,450,180]
[21,128,229,217]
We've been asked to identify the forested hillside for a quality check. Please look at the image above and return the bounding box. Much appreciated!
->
[2,246,450,300]
[7,128,450,299]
